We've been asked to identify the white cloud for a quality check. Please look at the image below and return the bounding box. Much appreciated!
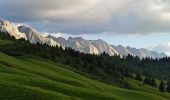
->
[1,0,170,34]
[148,42,170,55]
[152,42,170,52]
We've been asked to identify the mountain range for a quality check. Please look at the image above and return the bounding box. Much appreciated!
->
[0,19,166,58]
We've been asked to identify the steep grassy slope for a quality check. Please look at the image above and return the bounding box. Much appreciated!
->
[0,52,169,100]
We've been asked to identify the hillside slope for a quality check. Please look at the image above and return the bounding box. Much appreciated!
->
[0,52,169,100]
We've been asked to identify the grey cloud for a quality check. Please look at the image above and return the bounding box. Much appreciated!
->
[152,42,170,52]
[1,0,170,34]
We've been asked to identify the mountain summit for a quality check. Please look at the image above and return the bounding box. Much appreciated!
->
[0,20,27,39]
[0,20,167,58]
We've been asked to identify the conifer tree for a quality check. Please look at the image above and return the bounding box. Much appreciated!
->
[159,80,166,92]
[167,80,170,93]
[124,68,130,77]
[151,78,157,87]
[143,77,151,85]
[136,73,142,81]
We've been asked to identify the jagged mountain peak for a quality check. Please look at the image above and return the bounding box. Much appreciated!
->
[0,19,27,39]
[68,36,85,41]
[4,23,59,47]
[18,25,49,44]
[47,35,66,43]
[46,35,54,38]
[93,39,107,44]
[18,25,36,34]
[0,19,167,58]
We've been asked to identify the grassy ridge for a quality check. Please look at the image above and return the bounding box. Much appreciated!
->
[0,52,169,100]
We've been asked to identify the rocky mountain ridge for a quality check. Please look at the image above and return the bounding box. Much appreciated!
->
[0,19,166,58]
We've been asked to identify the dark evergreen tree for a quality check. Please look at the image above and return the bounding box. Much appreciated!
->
[167,80,170,93]
[159,80,166,92]
[136,73,142,81]
[143,77,151,85]
[151,78,157,87]
[124,68,130,77]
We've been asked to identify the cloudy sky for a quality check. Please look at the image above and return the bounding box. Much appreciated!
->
[1,0,170,54]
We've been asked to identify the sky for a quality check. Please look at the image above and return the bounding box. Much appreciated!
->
[1,0,170,54]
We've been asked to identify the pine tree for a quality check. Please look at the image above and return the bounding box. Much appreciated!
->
[159,80,166,92]
[143,77,151,85]
[167,80,170,93]
[136,73,142,81]
[124,68,130,77]
[151,78,157,87]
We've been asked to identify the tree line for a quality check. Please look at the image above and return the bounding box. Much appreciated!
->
[131,72,170,93]
[1,32,170,90]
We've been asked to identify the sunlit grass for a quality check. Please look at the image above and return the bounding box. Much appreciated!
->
[0,52,169,100]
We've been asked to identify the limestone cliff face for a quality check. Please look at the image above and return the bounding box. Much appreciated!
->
[0,19,167,58]
[0,20,27,39]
